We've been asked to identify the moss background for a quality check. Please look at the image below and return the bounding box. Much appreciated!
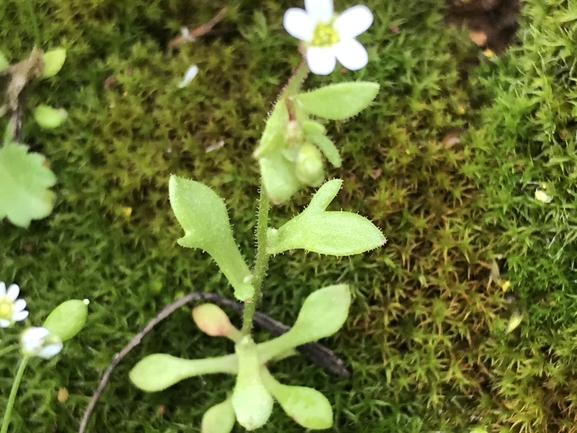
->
[1,0,577,431]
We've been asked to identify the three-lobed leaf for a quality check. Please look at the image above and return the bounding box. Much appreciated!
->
[295,82,379,120]
[0,142,57,227]
[267,179,386,256]
[169,176,254,300]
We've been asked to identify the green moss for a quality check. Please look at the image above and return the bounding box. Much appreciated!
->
[2,0,576,431]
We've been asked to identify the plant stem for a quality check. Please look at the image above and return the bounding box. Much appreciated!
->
[0,344,19,358]
[1,356,30,433]
[241,184,270,336]
[240,59,309,337]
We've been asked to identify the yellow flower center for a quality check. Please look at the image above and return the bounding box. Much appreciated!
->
[311,23,339,47]
[0,296,14,320]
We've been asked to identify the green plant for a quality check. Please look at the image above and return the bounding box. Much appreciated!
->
[128,1,385,430]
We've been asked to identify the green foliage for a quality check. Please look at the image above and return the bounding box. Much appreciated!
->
[169,176,253,300]
[0,141,56,227]
[32,104,67,129]
[40,48,66,78]
[268,179,386,255]
[295,82,379,120]
[4,0,577,431]
[201,399,236,433]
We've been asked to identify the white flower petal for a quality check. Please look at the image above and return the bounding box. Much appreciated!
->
[180,27,195,42]
[38,342,63,359]
[283,8,315,41]
[23,326,50,342]
[306,46,337,75]
[13,299,26,312]
[12,310,29,322]
[178,64,199,88]
[334,5,373,39]
[305,0,334,22]
[0,319,10,328]
[335,38,369,71]
[7,284,19,301]
[0,282,6,296]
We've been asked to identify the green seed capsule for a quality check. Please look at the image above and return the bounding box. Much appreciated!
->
[43,299,89,341]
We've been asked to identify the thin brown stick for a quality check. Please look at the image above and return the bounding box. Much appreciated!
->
[78,292,350,433]
[168,7,228,48]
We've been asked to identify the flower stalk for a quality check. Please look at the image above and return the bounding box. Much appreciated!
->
[1,356,30,433]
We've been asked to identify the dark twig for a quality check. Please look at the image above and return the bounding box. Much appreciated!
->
[78,292,350,433]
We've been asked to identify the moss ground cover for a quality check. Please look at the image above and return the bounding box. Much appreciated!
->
[1,0,576,431]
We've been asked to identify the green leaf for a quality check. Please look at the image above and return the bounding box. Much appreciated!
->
[43,299,89,341]
[41,48,66,78]
[169,176,253,300]
[261,368,333,429]
[302,120,326,136]
[0,142,57,227]
[0,51,8,72]
[201,399,236,433]
[33,105,67,129]
[309,134,341,167]
[258,285,351,362]
[506,309,523,333]
[232,337,274,430]
[129,353,237,392]
[295,82,379,120]
[267,179,386,256]
[253,99,289,159]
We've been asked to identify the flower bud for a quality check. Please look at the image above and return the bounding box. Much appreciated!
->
[295,143,324,186]
[192,303,241,341]
[43,299,89,342]
[284,120,304,148]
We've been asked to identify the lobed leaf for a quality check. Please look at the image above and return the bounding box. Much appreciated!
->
[0,142,56,227]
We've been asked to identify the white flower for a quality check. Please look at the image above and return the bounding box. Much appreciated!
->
[0,282,29,328]
[20,327,63,359]
[178,64,199,88]
[283,0,373,75]
[535,188,553,203]
[181,27,195,42]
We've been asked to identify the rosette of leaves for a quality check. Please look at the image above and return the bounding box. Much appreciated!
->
[129,176,386,430]
[130,284,350,431]
[253,81,379,204]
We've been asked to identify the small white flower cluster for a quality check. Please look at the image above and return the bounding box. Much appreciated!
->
[0,281,62,359]
[283,0,373,75]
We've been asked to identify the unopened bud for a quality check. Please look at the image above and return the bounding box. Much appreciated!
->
[192,303,241,341]
[43,299,89,342]
[295,143,324,186]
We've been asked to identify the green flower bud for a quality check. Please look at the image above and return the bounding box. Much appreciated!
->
[295,143,324,187]
[41,48,66,78]
[43,299,89,341]
[33,105,67,129]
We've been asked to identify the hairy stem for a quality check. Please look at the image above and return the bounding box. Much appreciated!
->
[240,60,309,336]
[1,356,29,433]
[242,184,270,335]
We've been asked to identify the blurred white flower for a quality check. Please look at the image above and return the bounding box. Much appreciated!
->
[535,188,553,203]
[0,282,29,328]
[20,327,63,359]
[178,64,199,88]
[181,27,195,42]
[283,0,373,75]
